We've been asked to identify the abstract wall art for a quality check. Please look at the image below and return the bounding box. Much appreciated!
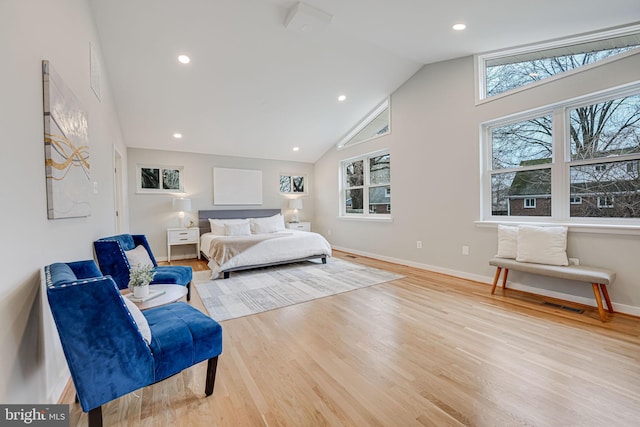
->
[136,164,184,193]
[42,60,91,219]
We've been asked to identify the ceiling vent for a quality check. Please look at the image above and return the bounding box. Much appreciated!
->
[284,2,333,33]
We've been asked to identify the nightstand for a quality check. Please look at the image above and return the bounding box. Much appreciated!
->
[167,227,200,262]
[286,222,311,232]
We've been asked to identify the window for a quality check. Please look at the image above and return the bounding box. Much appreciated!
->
[570,196,583,204]
[483,85,640,222]
[477,24,640,100]
[338,99,390,148]
[489,114,552,217]
[597,196,614,208]
[341,151,390,217]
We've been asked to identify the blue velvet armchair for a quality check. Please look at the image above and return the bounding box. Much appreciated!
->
[45,260,222,427]
[94,234,192,300]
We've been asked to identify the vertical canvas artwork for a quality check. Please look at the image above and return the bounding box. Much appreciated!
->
[42,60,91,219]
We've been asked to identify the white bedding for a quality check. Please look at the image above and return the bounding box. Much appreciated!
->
[200,229,332,278]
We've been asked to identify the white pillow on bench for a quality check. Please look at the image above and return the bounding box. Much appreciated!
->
[496,224,518,259]
[516,225,568,266]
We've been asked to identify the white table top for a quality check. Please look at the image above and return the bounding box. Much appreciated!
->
[123,284,188,310]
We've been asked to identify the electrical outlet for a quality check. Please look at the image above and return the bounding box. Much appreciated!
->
[569,258,579,266]
[462,245,470,256]
[416,240,422,249]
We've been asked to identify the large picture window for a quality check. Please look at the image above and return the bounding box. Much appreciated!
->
[483,85,640,223]
[341,151,391,217]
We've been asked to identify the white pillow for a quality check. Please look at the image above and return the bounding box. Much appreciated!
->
[516,225,569,266]
[496,225,518,259]
[224,221,251,236]
[125,245,154,268]
[208,218,248,235]
[251,214,285,234]
[123,296,152,345]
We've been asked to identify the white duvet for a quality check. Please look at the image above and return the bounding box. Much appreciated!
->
[200,229,332,279]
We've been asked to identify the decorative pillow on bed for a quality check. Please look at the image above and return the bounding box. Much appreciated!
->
[224,221,252,236]
[496,224,518,259]
[516,225,569,266]
[209,218,248,235]
[251,214,285,234]
[125,245,154,268]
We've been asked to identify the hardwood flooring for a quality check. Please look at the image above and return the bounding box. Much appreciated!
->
[61,251,640,426]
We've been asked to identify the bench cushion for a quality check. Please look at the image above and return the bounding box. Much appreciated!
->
[489,257,615,286]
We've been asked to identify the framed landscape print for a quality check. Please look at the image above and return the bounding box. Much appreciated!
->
[136,164,184,193]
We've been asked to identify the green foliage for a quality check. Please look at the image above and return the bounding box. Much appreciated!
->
[128,264,156,288]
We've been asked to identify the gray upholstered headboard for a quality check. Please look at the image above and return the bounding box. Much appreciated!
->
[198,209,282,234]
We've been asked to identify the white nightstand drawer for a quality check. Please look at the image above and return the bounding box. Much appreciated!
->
[168,228,199,244]
[286,222,311,232]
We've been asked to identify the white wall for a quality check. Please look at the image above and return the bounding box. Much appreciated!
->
[314,52,640,314]
[0,0,126,403]
[127,148,314,260]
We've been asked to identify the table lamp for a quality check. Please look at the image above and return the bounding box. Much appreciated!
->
[172,198,191,227]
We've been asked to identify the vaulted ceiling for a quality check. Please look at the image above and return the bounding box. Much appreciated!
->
[89,0,640,162]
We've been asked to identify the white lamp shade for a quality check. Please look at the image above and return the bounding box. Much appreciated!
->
[172,198,191,212]
[288,198,303,210]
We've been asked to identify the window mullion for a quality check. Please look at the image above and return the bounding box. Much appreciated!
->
[552,108,568,220]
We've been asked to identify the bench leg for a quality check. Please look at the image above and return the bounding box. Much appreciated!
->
[502,268,509,290]
[491,267,502,295]
[592,283,607,322]
[600,284,614,313]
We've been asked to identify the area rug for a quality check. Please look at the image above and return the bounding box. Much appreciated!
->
[194,258,404,321]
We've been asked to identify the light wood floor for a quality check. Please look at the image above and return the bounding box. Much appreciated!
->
[61,251,640,426]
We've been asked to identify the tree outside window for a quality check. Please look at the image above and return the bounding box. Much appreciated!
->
[486,90,640,220]
[342,152,391,217]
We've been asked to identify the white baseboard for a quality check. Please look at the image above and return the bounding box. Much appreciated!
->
[49,369,70,404]
[332,246,640,318]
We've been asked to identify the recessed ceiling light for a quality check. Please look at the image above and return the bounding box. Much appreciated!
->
[452,23,466,31]
[293,147,300,151]
[338,95,346,102]
[173,133,183,139]
[177,54,190,64]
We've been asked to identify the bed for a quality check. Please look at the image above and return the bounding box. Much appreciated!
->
[198,209,332,279]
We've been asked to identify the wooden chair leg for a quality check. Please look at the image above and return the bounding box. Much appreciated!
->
[205,356,219,396]
[88,406,103,427]
[600,284,614,313]
[501,268,509,290]
[592,283,607,322]
[491,267,502,295]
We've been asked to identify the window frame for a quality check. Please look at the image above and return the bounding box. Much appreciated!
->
[481,81,640,227]
[337,99,390,149]
[340,149,391,219]
[475,23,640,104]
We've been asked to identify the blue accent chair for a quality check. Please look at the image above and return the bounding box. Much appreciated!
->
[94,234,192,300]
[45,260,222,427]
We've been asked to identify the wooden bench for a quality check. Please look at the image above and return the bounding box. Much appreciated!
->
[489,257,616,321]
